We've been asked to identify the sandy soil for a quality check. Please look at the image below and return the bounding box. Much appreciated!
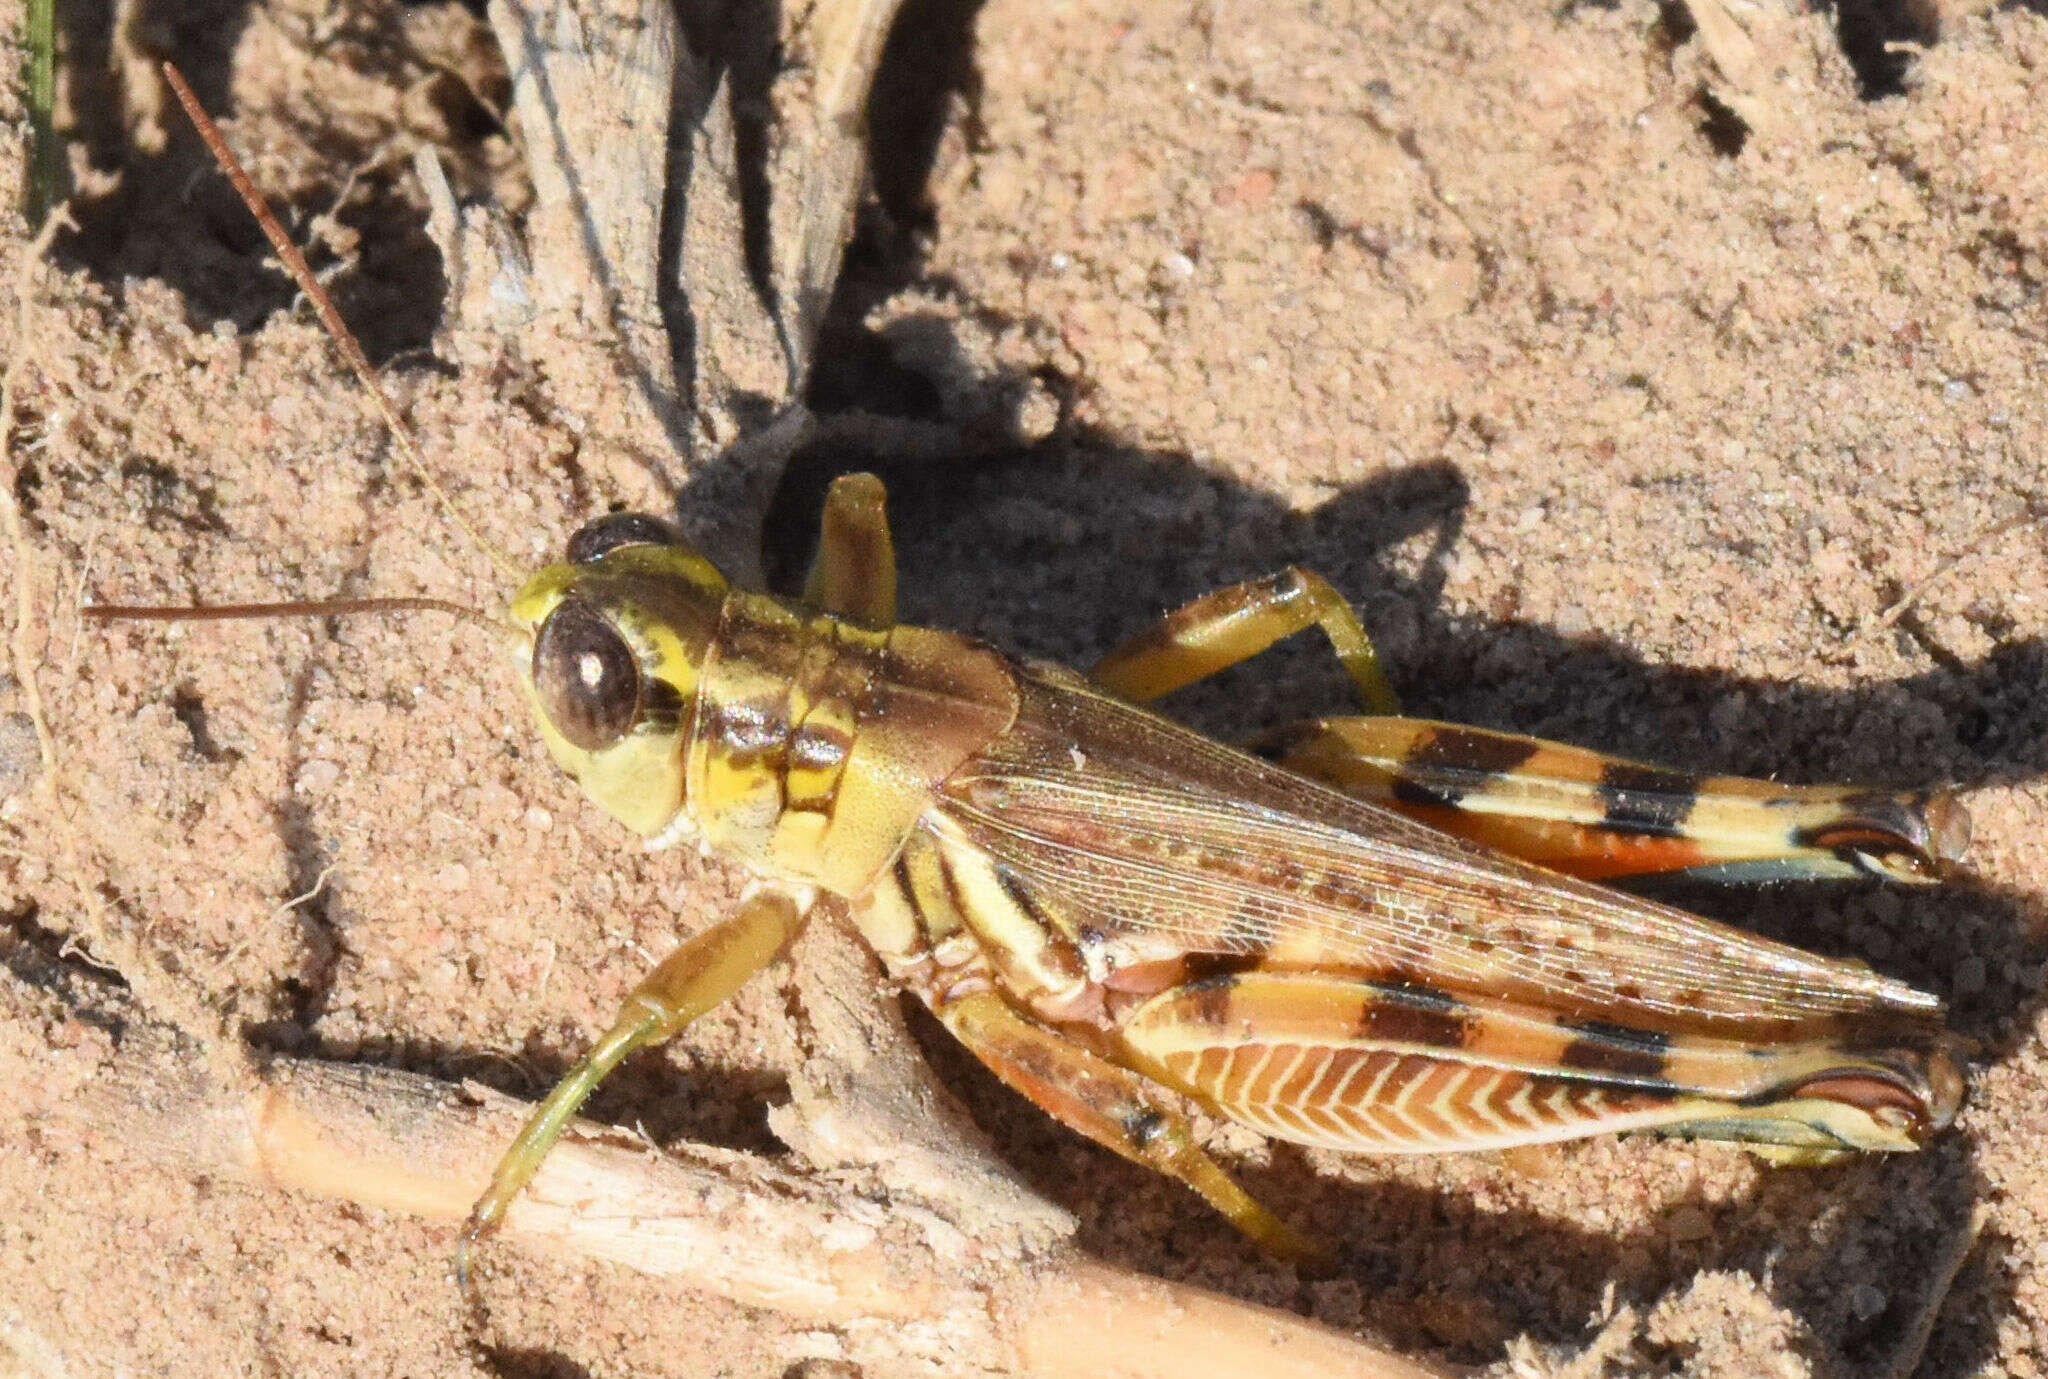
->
[4,0,2048,1375]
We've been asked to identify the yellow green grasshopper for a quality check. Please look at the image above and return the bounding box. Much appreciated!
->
[100,65,1968,1273]
[468,497,1964,1265]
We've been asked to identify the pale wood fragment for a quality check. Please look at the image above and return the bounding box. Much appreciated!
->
[486,0,908,574]
[25,948,1452,1379]
[1681,0,1791,141]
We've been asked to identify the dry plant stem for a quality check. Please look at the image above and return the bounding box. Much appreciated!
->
[487,0,695,434]
[765,0,912,376]
[487,0,906,574]
[486,0,904,410]
[1857,505,2043,638]
[40,960,1450,1379]
[487,0,786,579]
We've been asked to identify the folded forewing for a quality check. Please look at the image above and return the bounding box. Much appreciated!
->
[937,674,1941,1040]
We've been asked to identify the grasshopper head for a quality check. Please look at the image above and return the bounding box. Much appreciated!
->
[509,514,729,841]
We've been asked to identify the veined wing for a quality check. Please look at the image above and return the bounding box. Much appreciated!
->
[936,671,1943,1040]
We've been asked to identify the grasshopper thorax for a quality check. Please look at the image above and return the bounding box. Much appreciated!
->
[511,514,730,841]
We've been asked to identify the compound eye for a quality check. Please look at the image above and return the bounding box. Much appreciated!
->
[532,599,642,751]
[567,512,682,564]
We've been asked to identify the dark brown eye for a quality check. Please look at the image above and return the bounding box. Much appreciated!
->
[532,599,642,751]
[567,512,681,564]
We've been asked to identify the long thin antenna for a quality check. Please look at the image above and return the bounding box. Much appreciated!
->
[84,596,506,631]
[160,61,521,584]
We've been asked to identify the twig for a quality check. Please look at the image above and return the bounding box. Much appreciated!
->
[25,950,1453,1379]
[1853,504,2043,641]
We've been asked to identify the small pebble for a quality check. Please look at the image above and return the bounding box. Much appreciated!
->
[1010,378,1061,444]
[295,758,343,794]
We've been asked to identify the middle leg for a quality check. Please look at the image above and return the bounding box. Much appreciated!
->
[1089,567,1399,714]
[804,472,898,624]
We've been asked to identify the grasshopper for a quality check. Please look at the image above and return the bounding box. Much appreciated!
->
[471,511,1964,1264]
[103,65,1967,1274]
